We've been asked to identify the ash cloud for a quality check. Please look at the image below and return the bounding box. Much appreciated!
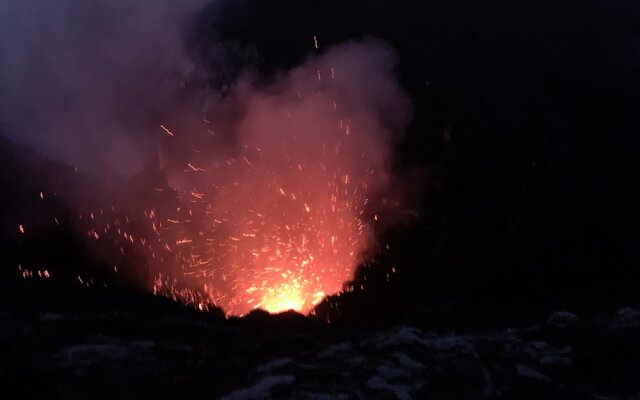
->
[0,0,413,310]
[0,0,211,175]
[157,41,412,314]
[167,40,410,189]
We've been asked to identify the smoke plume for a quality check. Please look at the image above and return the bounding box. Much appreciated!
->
[155,40,411,314]
[0,0,210,175]
[0,0,412,314]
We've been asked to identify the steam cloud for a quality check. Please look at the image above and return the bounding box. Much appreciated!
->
[0,0,209,175]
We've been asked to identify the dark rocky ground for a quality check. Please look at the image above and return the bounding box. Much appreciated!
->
[1,279,639,399]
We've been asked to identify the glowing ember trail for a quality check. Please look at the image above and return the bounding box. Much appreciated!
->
[77,41,408,317]
[153,113,378,315]
[147,42,408,316]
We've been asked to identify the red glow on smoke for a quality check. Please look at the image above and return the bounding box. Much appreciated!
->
[16,41,408,317]
[147,42,407,316]
[4,0,409,317]
[156,117,377,315]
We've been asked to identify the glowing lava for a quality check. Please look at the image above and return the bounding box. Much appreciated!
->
[261,285,306,313]
[161,122,377,316]
[118,42,406,317]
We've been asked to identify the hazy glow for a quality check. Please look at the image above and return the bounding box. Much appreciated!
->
[150,42,410,316]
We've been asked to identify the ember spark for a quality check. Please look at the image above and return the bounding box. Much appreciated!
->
[85,42,408,316]
[152,42,407,315]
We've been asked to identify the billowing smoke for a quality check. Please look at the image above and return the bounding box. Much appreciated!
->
[0,0,210,175]
[155,41,411,314]
[1,0,412,315]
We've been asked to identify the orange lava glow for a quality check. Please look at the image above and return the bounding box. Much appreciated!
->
[79,42,403,317]
[261,286,306,313]
[153,121,377,316]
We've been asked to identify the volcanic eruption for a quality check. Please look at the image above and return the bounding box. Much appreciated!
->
[149,41,410,315]
[0,0,410,317]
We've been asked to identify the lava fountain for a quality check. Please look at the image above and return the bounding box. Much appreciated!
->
[1,0,408,316]
[146,41,409,316]
[167,117,377,315]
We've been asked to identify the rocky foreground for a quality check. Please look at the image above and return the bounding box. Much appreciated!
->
[1,281,639,399]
